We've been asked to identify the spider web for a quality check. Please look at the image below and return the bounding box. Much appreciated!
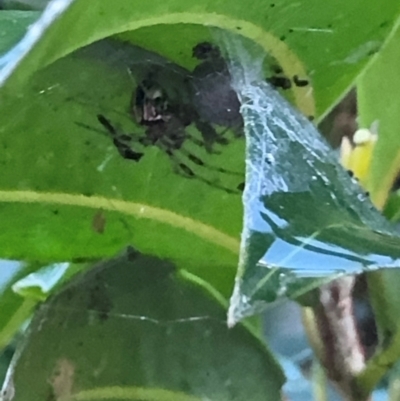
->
[215,32,400,325]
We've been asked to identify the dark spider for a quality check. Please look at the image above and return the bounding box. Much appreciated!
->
[97,58,244,193]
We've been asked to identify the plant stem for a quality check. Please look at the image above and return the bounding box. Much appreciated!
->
[303,276,371,401]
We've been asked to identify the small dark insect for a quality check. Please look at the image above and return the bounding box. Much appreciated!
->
[293,75,309,87]
[267,75,292,90]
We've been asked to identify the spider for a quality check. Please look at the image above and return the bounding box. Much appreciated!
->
[96,44,245,194]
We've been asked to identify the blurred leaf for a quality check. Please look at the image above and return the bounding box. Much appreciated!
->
[0,343,15,386]
[357,243,400,393]
[351,18,400,397]
[0,263,38,351]
[3,251,285,401]
[0,0,49,10]
[12,262,70,301]
[0,260,87,353]
[0,10,39,56]
[384,191,400,221]
[358,18,400,209]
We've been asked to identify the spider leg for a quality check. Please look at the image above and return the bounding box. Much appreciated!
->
[195,120,229,153]
[177,161,242,194]
[158,138,243,194]
[97,114,144,162]
[178,148,242,176]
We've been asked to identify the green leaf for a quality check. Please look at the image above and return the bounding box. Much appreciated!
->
[384,191,400,221]
[227,49,400,324]
[358,17,400,209]
[0,38,244,298]
[2,0,400,117]
[2,251,285,401]
[0,0,399,307]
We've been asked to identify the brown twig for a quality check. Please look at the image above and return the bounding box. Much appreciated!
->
[303,276,371,401]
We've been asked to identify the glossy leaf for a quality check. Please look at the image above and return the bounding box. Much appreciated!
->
[2,251,285,401]
[227,52,400,324]
[0,11,39,57]
[0,38,244,299]
[0,0,399,310]
[2,0,400,118]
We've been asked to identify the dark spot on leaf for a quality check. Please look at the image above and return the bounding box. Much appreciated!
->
[52,210,59,215]
[270,3,275,6]
[347,170,354,177]
[293,75,309,87]
[237,182,245,192]
[308,116,315,121]
[288,28,294,33]
[280,35,286,41]
[92,210,106,234]
[236,26,242,30]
